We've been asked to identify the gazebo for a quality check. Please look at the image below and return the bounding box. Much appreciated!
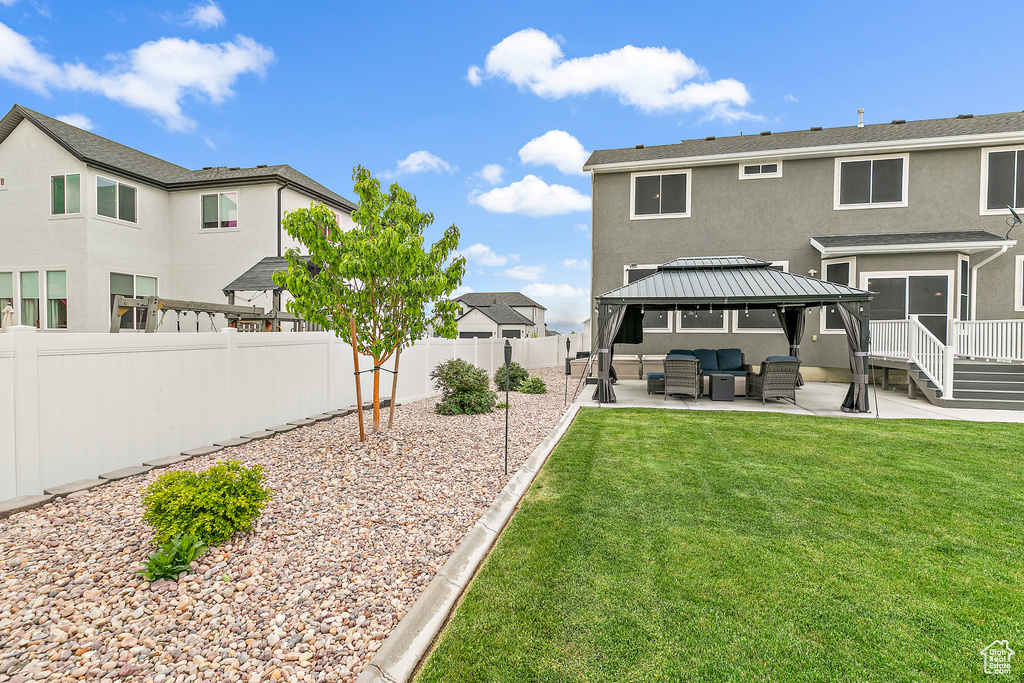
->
[593,256,874,412]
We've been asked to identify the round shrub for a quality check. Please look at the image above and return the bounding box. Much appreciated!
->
[519,375,547,394]
[142,460,272,546]
[431,358,497,415]
[493,361,529,391]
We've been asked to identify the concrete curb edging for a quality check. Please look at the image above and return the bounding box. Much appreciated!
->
[356,403,583,683]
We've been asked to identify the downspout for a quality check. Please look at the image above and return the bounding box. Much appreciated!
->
[969,245,1009,320]
[277,180,290,257]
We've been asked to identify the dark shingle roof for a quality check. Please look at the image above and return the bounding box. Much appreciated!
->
[466,302,535,326]
[0,105,355,211]
[812,230,1008,248]
[455,291,546,310]
[597,256,870,306]
[585,112,1024,168]
[222,256,310,293]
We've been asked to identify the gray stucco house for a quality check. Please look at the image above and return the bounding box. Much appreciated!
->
[0,104,355,333]
[584,111,1024,388]
[454,292,546,338]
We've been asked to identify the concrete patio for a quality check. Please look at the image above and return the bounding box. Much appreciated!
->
[574,379,1024,423]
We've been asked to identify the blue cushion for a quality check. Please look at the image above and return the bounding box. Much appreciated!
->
[692,349,718,372]
[717,348,743,371]
[765,356,798,362]
[646,372,665,380]
[668,349,694,356]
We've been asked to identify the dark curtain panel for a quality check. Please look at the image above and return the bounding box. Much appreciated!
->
[837,301,871,413]
[592,304,628,403]
[776,307,806,387]
[615,305,644,344]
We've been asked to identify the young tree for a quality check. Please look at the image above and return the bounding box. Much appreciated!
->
[273,165,465,437]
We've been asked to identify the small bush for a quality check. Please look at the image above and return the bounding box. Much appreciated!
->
[431,358,497,415]
[520,376,548,394]
[138,533,207,582]
[142,460,272,545]
[494,362,529,391]
[496,401,509,409]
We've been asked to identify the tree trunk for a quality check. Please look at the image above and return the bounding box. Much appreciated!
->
[388,348,401,429]
[372,361,381,433]
[349,317,365,442]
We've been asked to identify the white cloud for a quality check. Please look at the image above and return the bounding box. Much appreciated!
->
[466,65,482,86]
[499,265,546,281]
[460,243,516,268]
[469,29,752,119]
[784,94,798,103]
[382,150,456,178]
[470,174,590,217]
[55,113,94,130]
[0,0,19,6]
[202,135,216,150]
[476,163,504,185]
[573,223,590,233]
[561,258,589,270]
[522,283,588,299]
[0,23,273,131]
[185,2,226,29]
[452,285,475,298]
[518,130,589,176]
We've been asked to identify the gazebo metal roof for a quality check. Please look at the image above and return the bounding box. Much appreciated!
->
[595,256,871,307]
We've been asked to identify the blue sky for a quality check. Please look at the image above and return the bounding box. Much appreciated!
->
[3,1,1024,331]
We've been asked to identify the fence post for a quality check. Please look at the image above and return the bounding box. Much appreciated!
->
[11,325,40,497]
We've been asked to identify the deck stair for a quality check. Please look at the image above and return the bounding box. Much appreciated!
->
[946,360,1024,410]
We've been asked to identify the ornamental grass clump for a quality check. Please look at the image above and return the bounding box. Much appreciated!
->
[431,358,497,415]
[493,362,529,391]
[142,460,272,546]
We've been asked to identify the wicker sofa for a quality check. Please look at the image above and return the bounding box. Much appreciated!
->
[646,348,750,396]
[747,356,801,404]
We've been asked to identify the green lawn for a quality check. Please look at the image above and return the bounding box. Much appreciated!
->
[416,409,1024,682]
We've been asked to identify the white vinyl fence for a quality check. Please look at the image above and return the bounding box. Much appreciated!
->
[0,327,588,501]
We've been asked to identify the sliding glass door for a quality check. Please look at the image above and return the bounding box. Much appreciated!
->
[865,273,951,343]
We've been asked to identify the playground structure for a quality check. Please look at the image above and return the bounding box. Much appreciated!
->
[109,295,305,333]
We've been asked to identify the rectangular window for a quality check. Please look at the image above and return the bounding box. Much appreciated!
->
[97,176,137,223]
[739,162,782,179]
[20,271,39,328]
[866,273,950,343]
[201,192,238,229]
[959,258,970,320]
[135,275,157,329]
[501,329,522,338]
[51,173,81,215]
[736,263,787,331]
[46,270,67,330]
[0,272,12,317]
[983,148,1024,212]
[823,261,853,331]
[625,266,673,331]
[631,170,690,219]
[677,309,726,332]
[835,155,907,208]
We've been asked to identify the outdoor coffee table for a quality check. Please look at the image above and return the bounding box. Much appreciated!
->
[707,373,736,401]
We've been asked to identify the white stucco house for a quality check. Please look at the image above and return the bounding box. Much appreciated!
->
[0,104,355,333]
[453,292,547,338]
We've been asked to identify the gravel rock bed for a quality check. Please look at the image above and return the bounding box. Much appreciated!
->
[0,367,581,683]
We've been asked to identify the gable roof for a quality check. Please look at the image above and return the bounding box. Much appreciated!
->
[222,256,310,294]
[584,111,1024,171]
[0,104,355,212]
[461,302,535,326]
[596,256,871,306]
[455,291,546,310]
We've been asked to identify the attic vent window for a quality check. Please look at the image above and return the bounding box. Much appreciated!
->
[810,126,823,131]
[891,119,906,124]
[740,162,782,180]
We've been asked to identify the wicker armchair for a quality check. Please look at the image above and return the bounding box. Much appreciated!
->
[747,358,801,405]
[664,358,702,400]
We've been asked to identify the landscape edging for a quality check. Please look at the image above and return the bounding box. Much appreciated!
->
[356,402,583,683]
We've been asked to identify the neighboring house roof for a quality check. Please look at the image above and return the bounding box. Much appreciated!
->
[455,291,546,310]
[0,104,356,212]
[460,302,535,326]
[584,111,1024,170]
[811,230,1016,257]
[596,256,871,306]
[222,256,310,294]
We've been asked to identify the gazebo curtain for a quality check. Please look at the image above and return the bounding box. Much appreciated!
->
[837,301,871,413]
[776,307,806,387]
[592,303,628,403]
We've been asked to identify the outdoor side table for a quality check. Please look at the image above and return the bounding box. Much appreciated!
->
[708,373,735,401]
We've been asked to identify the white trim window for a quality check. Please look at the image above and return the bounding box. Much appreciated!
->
[860,270,953,343]
[0,269,68,330]
[1015,255,1024,312]
[734,261,788,332]
[821,258,855,333]
[110,272,158,330]
[0,271,13,320]
[677,306,727,333]
[625,264,673,332]
[630,170,691,219]
[201,191,239,229]
[51,173,81,215]
[834,154,908,210]
[738,161,782,180]
[981,146,1024,215]
[958,256,970,320]
[96,176,137,223]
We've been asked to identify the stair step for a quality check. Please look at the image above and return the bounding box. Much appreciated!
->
[953,388,1024,401]
[954,363,1024,375]
[943,398,1024,411]
[954,379,1024,391]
